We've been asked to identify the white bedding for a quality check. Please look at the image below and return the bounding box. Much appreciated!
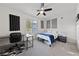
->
[37,34,51,45]
[37,32,57,45]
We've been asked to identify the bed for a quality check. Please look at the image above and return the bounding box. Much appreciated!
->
[37,32,57,47]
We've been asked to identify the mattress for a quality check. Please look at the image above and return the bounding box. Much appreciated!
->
[37,32,55,45]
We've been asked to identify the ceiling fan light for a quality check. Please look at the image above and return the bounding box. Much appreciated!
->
[41,7,44,10]
[40,11,44,14]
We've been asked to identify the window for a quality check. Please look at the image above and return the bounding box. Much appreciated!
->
[32,21,37,33]
[41,20,44,29]
[52,18,57,28]
[9,14,20,31]
[46,20,50,28]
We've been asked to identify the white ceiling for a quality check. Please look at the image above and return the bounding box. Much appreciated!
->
[0,3,78,19]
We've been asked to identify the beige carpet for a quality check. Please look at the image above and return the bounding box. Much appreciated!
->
[17,40,79,56]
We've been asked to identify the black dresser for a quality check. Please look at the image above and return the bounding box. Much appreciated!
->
[56,36,67,43]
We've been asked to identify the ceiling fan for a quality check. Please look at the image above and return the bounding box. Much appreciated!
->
[37,3,52,16]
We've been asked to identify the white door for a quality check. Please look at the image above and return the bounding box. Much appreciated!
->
[77,20,79,49]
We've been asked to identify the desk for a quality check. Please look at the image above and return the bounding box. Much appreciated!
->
[24,34,33,50]
[0,35,25,40]
[0,36,9,39]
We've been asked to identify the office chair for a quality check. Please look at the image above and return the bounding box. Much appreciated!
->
[0,32,25,56]
[8,32,23,55]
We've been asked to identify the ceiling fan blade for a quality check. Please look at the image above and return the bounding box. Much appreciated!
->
[44,8,52,11]
[37,12,40,16]
[43,13,46,16]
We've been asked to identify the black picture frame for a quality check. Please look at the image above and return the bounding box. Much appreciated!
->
[9,14,20,31]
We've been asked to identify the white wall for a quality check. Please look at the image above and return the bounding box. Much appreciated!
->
[57,4,77,43]
[0,7,9,36]
[0,6,26,36]
[76,4,79,49]
[0,6,38,37]
[57,10,76,43]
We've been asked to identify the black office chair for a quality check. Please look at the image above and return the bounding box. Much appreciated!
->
[0,32,25,56]
[8,32,23,55]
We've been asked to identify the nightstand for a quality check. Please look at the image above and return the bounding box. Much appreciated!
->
[56,36,67,43]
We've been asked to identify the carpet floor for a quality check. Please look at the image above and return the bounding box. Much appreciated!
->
[17,40,79,56]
